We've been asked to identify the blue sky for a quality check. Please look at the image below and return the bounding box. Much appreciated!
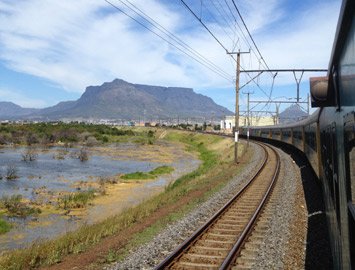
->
[0,0,341,114]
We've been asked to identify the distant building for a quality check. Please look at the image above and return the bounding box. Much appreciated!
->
[220,115,275,133]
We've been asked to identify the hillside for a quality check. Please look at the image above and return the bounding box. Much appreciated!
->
[0,79,232,121]
[0,102,39,119]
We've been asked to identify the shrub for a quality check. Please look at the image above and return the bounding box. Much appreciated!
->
[0,134,8,145]
[85,136,98,147]
[102,136,109,143]
[0,195,41,217]
[78,148,89,162]
[5,164,18,180]
[98,176,118,185]
[147,130,154,138]
[21,147,38,162]
[53,149,68,160]
[26,133,39,145]
[0,217,11,234]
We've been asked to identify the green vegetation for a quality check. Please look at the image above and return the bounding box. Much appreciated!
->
[57,190,96,210]
[150,165,174,176]
[121,171,153,180]
[0,217,11,235]
[0,130,247,269]
[0,195,41,217]
[0,122,155,146]
[121,165,174,180]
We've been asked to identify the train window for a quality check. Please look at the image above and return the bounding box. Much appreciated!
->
[305,124,317,152]
[261,130,269,138]
[293,128,302,140]
[344,112,355,205]
[321,123,339,217]
[282,129,291,138]
[321,127,334,200]
[344,112,355,268]
[331,123,341,228]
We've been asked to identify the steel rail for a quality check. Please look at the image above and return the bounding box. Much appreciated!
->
[220,145,281,269]
[155,142,269,269]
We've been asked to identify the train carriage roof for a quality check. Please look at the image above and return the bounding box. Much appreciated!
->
[249,109,320,130]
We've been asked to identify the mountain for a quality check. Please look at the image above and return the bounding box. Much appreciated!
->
[0,79,232,121]
[0,102,39,119]
[279,104,308,124]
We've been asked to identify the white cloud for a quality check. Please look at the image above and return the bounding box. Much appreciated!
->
[0,0,341,103]
[0,88,47,108]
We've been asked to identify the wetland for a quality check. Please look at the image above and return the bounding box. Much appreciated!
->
[0,124,200,252]
[0,125,241,270]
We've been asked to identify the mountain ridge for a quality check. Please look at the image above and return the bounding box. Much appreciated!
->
[0,79,233,121]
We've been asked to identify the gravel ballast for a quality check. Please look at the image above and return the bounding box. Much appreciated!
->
[109,142,308,270]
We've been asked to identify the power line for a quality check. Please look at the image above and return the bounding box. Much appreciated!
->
[112,0,272,102]
[222,0,273,85]
[179,0,230,53]
[230,0,273,74]
[122,0,233,79]
[213,0,236,29]
[220,0,261,72]
[205,0,237,42]
[104,0,234,81]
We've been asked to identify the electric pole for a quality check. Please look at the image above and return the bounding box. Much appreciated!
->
[227,50,250,163]
[275,103,280,125]
[243,90,253,147]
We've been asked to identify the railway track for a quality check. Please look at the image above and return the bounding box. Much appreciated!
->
[155,142,280,270]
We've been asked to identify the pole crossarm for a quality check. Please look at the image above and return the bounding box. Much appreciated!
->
[240,68,327,73]
[249,100,308,104]
[227,50,250,55]
[240,110,276,113]
[240,71,264,90]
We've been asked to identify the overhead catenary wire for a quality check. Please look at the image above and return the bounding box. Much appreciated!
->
[205,0,237,42]
[213,0,236,30]
[179,0,271,100]
[222,0,263,74]
[230,0,273,75]
[107,0,274,111]
[121,0,234,79]
[179,0,230,54]
[103,0,234,82]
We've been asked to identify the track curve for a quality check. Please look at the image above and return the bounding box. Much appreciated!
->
[155,142,281,270]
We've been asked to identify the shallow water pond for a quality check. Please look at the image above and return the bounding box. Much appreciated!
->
[0,143,200,251]
[0,146,161,200]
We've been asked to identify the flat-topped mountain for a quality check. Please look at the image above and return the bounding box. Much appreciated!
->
[0,79,232,121]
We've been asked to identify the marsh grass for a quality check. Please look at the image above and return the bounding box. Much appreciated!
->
[0,195,41,217]
[98,176,118,185]
[58,190,96,210]
[0,130,246,269]
[121,165,174,180]
[150,165,174,176]
[0,217,11,235]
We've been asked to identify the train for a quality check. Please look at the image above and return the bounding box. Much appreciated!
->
[239,1,354,268]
